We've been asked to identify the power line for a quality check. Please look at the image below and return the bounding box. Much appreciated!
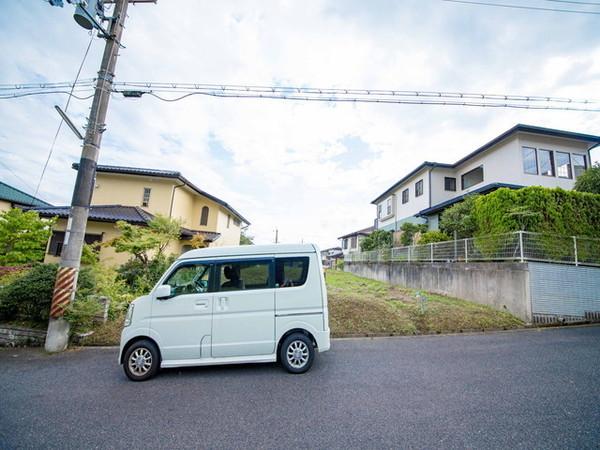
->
[440,0,600,14]
[0,158,36,192]
[32,34,95,204]
[544,0,600,5]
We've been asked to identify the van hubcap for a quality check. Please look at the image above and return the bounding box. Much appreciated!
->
[286,340,309,368]
[129,348,152,376]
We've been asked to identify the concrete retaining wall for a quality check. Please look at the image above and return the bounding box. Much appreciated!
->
[0,325,46,347]
[345,261,532,321]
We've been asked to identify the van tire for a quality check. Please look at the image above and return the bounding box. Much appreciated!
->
[280,333,315,374]
[123,339,160,381]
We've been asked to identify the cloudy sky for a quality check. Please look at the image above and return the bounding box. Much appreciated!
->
[1,0,599,248]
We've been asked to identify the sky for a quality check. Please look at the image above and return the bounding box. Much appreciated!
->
[0,0,599,248]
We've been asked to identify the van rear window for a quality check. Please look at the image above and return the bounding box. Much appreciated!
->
[217,260,271,291]
[276,257,309,288]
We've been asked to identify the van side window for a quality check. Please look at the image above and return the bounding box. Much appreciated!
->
[164,263,212,298]
[276,257,309,288]
[217,261,271,292]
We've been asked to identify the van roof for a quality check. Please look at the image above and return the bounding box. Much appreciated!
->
[179,243,319,260]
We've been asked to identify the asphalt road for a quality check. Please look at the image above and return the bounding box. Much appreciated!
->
[1,326,599,449]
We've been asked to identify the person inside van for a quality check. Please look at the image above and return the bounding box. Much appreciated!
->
[221,265,244,290]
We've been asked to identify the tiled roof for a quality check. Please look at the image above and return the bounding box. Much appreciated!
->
[0,181,52,207]
[338,225,375,240]
[372,124,600,204]
[180,228,221,243]
[30,204,154,224]
[73,163,250,225]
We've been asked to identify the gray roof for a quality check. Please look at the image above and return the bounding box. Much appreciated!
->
[29,204,220,243]
[372,124,600,204]
[338,225,375,240]
[73,163,250,225]
[0,181,51,207]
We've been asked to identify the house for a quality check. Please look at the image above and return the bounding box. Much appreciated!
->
[338,226,374,256]
[371,124,600,232]
[320,246,344,268]
[0,181,51,212]
[32,164,250,266]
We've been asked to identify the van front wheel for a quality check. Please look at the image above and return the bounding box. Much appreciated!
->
[123,339,160,381]
[280,333,314,374]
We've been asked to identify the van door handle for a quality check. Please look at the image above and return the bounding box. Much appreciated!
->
[195,300,209,308]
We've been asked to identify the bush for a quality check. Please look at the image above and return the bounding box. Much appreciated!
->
[399,222,427,246]
[574,162,600,195]
[117,254,176,294]
[418,231,450,245]
[64,298,102,334]
[360,230,393,251]
[0,263,95,325]
[439,194,479,239]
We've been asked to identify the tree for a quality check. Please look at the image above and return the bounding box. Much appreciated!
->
[240,230,254,245]
[417,231,450,245]
[109,214,181,265]
[574,162,600,194]
[399,222,427,246]
[439,194,479,239]
[0,209,55,265]
[360,230,393,251]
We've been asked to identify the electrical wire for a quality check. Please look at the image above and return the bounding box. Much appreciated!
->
[32,34,95,204]
[544,0,600,5]
[0,158,36,192]
[440,0,600,14]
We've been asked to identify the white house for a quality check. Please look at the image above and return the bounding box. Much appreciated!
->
[372,124,600,232]
[338,226,374,256]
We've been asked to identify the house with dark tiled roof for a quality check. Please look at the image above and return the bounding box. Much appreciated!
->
[30,164,250,266]
[338,226,374,257]
[372,124,600,232]
[0,181,51,211]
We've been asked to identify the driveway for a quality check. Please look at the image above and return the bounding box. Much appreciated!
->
[1,326,599,449]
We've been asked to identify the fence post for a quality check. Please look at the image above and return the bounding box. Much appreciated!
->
[573,236,578,266]
[408,246,411,263]
[518,231,524,263]
[464,238,468,263]
[430,243,434,263]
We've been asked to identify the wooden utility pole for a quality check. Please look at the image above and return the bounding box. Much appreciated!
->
[45,0,130,352]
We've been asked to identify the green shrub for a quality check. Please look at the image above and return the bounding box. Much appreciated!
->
[0,263,95,324]
[64,298,102,334]
[574,162,600,194]
[439,194,479,239]
[418,231,451,245]
[360,230,393,251]
[117,254,176,295]
[399,222,427,246]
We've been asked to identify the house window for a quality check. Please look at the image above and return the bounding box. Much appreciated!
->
[556,152,572,179]
[342,238,348,250]
[233,218,241,227]
[48,231,102,257]
[200,206,209,226]
[386,198,392,215]
[415,180,423,197]
[539,149,555,176]
[402,189,409,204]
[350,236,357,248]
[444,177,456,191]
[522,147,538,175]
[377,204,382,219]
[461,166,484,190]
[142,187,151,207]
[572,154,587,178]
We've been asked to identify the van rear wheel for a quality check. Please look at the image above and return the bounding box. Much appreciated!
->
[123,339,160,381]
[280,333,314,374]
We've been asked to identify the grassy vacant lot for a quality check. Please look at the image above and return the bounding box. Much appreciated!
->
[327,270,523,337]
[82,270,523,345]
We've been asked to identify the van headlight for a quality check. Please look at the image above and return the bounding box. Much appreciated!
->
[124,304,135,327]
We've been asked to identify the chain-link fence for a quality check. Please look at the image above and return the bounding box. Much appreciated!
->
[346,231,600,267]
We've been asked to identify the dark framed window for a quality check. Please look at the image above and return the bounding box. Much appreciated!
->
[556,152,572,179]
[539,149,555,176]
[217,260,271,292]
[377,204,382,219]
[461,166,484,190]
[402,189,409,204]
[386,198,392,215]
[415,180,423,197]
[444,177,456,191]
[200,206,209,226]
[572,154,587,178]
[142,187,151,207]
[522,147,538,175]
[164,263,212,297]
[342,239,348,250]
[276,257,309,288]
[48,231,102,257]
[350,236,357,248]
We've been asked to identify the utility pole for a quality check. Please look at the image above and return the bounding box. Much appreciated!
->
[45,0,130,352]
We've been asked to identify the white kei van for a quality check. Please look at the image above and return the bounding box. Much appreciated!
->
[119,244,330,381]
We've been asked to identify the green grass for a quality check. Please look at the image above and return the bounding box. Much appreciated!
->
[326,270,523,337]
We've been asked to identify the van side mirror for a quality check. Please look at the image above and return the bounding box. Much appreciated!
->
[155,284,172,300]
